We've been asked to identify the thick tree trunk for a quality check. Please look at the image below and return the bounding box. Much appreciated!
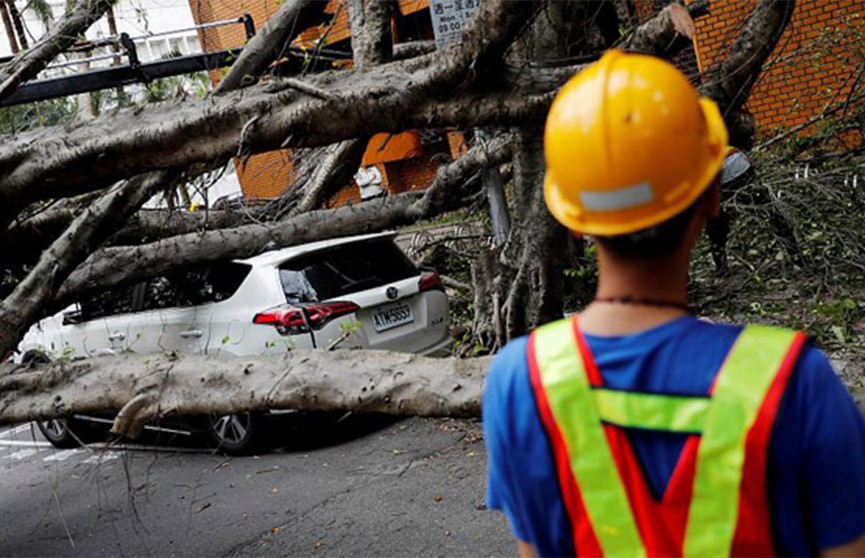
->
[346,0,394,69]
[0,352,490,437]
[469,2,583,349]
[497,126,571,342]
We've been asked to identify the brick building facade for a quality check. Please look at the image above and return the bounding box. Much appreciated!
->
[691,1,863,140]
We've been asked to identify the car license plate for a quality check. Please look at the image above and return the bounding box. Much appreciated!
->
[372,302,414,333]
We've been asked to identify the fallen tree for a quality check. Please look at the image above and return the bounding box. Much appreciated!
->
[0,352,489,437]
[0,0,801,423]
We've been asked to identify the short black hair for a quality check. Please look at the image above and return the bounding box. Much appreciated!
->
[593,199,700,260]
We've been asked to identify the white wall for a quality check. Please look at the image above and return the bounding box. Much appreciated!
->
[1,0,244,207]
[0,0,203,65]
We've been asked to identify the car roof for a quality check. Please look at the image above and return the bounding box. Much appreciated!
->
[236,231,399,267]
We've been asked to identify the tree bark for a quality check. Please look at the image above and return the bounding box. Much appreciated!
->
[0,351,490,437]
[346,0,394,69]
[392,40,436,60]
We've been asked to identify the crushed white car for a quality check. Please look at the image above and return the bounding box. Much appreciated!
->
[16,232,451,454]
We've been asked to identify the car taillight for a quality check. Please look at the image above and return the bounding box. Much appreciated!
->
[253,301,359,335]
[418,271,444,292]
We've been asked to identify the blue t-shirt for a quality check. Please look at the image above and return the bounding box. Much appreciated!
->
[483,316,865,557]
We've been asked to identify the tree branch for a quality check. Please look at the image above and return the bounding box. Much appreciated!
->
[0,0,117,101]
[289,137,369,216]
[0,171,173,357]
[392,40,436,60]
[213,0,328,94]
[699,0,795,120]
[415,134,512,217]
[53,137,511,310]
[0,85,550,209]
[618,3,695,58]
[55,193,423,310]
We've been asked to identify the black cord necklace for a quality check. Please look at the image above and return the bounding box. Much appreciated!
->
[593,295,691,312]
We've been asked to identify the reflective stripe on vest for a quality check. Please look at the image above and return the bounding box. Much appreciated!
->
[528,317,806,557]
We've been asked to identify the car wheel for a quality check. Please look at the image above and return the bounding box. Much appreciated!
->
[206,412,265,456]
[25,353,96,450]
[36,418,94,449]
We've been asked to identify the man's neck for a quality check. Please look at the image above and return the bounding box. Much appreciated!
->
[579,247,691,337]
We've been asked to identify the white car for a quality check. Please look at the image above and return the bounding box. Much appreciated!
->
[17,232,451,453]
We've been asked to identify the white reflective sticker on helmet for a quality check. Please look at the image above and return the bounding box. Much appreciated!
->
[580,182,653,212]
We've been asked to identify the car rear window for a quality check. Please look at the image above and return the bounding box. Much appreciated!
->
[279,239,418,304]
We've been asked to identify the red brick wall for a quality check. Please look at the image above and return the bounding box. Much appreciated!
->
[693,1,864,137]
[189,0,295,199]
[234,151,296,202]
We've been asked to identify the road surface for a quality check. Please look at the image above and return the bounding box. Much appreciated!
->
[0,415,511,557]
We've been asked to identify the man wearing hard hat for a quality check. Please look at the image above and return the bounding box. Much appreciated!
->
[483,51,865,557]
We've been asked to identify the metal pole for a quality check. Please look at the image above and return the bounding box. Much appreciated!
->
[476,130,510,246]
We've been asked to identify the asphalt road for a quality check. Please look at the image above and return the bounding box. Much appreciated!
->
[0,416,512,557]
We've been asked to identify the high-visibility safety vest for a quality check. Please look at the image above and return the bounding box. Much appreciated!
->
[527,317,806,557]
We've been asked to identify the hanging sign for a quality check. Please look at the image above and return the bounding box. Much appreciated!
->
[429,0,481,49]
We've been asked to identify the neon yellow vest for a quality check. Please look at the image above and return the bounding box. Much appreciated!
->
[528,317,804,557]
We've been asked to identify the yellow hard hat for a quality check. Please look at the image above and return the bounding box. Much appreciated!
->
[543,50,728,236]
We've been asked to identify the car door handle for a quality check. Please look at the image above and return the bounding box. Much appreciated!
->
[108,332,126,341]
[180,330,203,338]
